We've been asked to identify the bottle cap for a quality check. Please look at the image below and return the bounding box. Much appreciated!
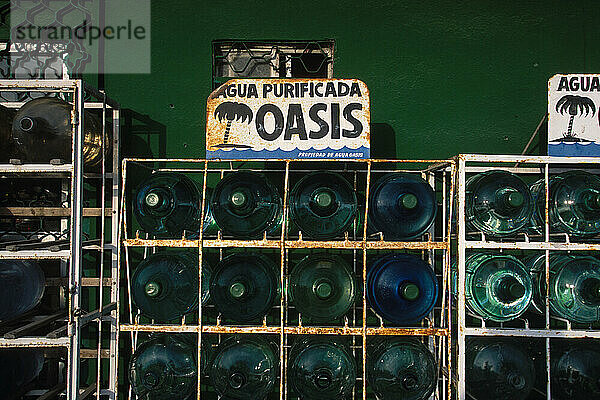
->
[314,190,333,208]
[145,192,161,207]
[314,281,333,300]
[230,191,247,207]
[19,117,34,132]
[507,372,526,390]
[229,372,246,389]
[506,191,524,208]
[143,372,160,388]
[144,281,161,297]
[229,282,246,298]
[400,283,420,301]
[398,193,418,210]
[400,373,419,391]
[315,369,333,389]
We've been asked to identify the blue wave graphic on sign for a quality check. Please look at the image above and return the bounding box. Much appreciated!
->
[206,146,370,160]
[548,142,600,157]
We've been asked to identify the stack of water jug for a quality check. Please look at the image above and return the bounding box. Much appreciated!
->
[460,169,600,400]
[127,168,442,399]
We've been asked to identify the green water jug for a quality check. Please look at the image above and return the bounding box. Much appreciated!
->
[210,336,278,400]
[528,253,600,323]
[289,337,356,399]
[0,349,44,395]
[552,342,600,400]
[211,171,282,238]
[530,170,600,237]
[131,252,210,321]
[465,170,533,237]
[289,171,357,239]
[210,253,279,323]
[288,254,356,323]
[463,253,532,322]
[466,339,535,400]
[367,338,437,400]
[129,335,197,400]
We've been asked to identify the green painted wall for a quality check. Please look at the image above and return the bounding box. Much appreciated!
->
[103,0,600,159]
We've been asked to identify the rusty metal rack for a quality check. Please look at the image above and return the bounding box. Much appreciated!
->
[118,158,455,400]
[454,154,600,400]
[0,79,120,400]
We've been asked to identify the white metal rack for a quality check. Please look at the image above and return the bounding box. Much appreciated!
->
[455,153,600,400]
[0,79,120,400]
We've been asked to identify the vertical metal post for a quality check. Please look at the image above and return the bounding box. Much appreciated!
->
[280,161,290,400]
[544,164,551,400]
[68,80,85,400]
[197,160,209,400]
[361,161,372,400]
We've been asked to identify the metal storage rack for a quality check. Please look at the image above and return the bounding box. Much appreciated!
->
[0,79,120,400]
[454,153,600,400]
[118,158,455,400]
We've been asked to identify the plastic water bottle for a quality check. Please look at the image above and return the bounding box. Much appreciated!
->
[0,349,44,395]
[367,338,437,400]
[131,252,210,321]
[0,259,45,321]
[551,342,600,400]
[462,253,532,322]
[466,339,535,400]
[530,170,600,237]
[134,172,215,238]
[368,173,436,240]
[528,253,600,323]
[288,254,356,323]
[210,253,279,323]
[129,335,197,400]
[289,171,357,239]
[465,170,533,237]
[211,171,282,238]
[210,336,278,400]
[367,254,438,325]
[11,96,104,167]
[289,337,356,399]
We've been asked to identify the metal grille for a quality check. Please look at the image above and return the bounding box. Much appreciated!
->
[212,40,334,89]
[118,158,455,400]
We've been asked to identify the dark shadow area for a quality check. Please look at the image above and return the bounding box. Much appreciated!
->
[120,109,167,159]
[370,123,397,159]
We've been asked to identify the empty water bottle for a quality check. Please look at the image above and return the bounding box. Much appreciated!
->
[210,336,278,400]
[367,338,437,400]
[368,173,436,240]
[288,254,356,323]
[465,170,533,236]
[466,339,535,400]
[0,259,45,321]
[129,335,197,400]
[367,254,438,325]
[289,337,356,399]
[132,253,210,321]
[289,171,357,239]
[463,253,532,322]
[0,349,44,394]
[211,171,282,238]
[528,253,600,323]
[551,342,600,400]
[531,170,600,237]
[210,253,279,323]
[11,97,104,167]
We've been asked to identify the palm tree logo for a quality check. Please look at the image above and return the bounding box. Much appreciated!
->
[553,95,596,142]
[212,102,254,149]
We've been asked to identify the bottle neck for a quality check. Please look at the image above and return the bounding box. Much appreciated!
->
[313,279,334,300]
[495,187,525,209]
[507,372,526,390]
[314,369,333,389]
[144,188,172,214]
[398,282,420,301]
[143,371,160,389]
[397,372,419,392]
[397,193,418,211]
[144,281,161,298]
[229,372,246,389]
[496,276,526,303]
[309,188,339,217]
[228,188,254,215]
[582,190,600,211]
[229,281,247,299]
[18,116,52,136]
[580,277,600,305]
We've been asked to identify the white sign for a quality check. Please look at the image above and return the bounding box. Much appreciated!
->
[206,79,370,159]
[548,74,600,156]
